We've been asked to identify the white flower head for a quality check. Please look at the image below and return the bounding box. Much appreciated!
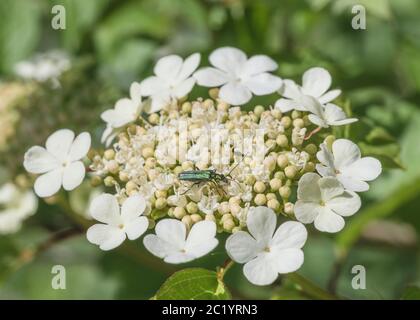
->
[303,95,358,128]
[194,47,282,105]
[226,206,307,286]
[139,53,200,113]
[87,193,149,250]
[294,173,361,233]
[275,67,341,112]
[101,82,143,146]
[0,183,38,234]
[14,50,70,85]
[23,129,91,197]
[316,139,382,192]
[143,219,218,264]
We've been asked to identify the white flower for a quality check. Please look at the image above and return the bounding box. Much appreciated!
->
[294,173,361,233]
[226,206,307,286]
[194,47,282,105]
[14,51,70,85]
[23,129,91,197]
[101,82,143,146]
[154,172,175,190]
[143,219,218,264]
[0,183,37,234]
[198,195,219,215]
[139,53,200,112]
[275,67,341,112]
[87,193,149,250]
[316,139,382,192]
[303,95,358,128]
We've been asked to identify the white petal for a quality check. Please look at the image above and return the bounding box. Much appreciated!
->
[247,206,276,245]
[23,146,59,174]
[341,157,382,182]
[154,55,183,80]
[314,207,345,233]
[68,132,91,161]
[308,114,328,128]
[337,175,370,192]
[271,221,307,250]
[280,79,302,100]
[243,255,278,286]
[46,129,75,162]
[243,55,277,76]
[155,219,186,249]
[143,234,179,259]
[324,104,357,125]
[34,168,63,197]
[273,248,304,274]
[185,221,216,249]
[194,67,230,87]
[62,161,85,191]
[121,194,146,222]
[150,93,171,113]
[274,98,299,112]
[297,173,321,201]
[316,143,335,169]
[302,67,331,97]
[225,231,259,263]
[209,47,247,75]
[129,81,142,102]
[319,177,344,201]
[219,82,252,105]
[175,53,200,82]
[172,77,195,98]
[332,139,361,169]
[327,191,361,217]
[89,193,121,225]
[243,73,282,95]
[86,224,126,251]
[301,95,323,117]
[124,216,148,240]
[294,201,320,224]
[164,252,196,264]
[318,89,341,104]
[139,76,166,96]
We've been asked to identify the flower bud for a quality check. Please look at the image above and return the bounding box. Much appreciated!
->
[148,113,159,125]
[190,214,202,223]
[104,176,115,187]
[266,193,277,201]
[276,134,288,147]
[155,197,167,210]
[277,154,288,169]
[267,199,280,211]
[106,160,119,174]
[142,147,154,159]
[254,194,267,206]
[119,171,129,182]
[279,186,291,198]
[126,181,137,193]
[205,214,216,222]
[284,202,294,215]
[209,88,220,100]
[182,215,193,229]
[186,202,198,214]
[253,181,266,193]
[269,178,282,191]
[284,165,298,179]
[254,105,265,117]
[181,101,192,113]
[304,143,318,155]
[90,175,102,187]
[280,116,292,128]
[244,175,256,186]
[104,149,115,160]
[218,202,230,215]
[174,206,186,219]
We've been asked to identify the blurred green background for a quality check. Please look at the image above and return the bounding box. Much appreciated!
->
[1,0,420,300]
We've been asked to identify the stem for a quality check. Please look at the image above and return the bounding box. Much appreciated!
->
[287,272,340,300]
[217,258,234,281]
[304,126,321,140]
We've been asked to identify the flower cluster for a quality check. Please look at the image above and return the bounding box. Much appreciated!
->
[23,47,382,286]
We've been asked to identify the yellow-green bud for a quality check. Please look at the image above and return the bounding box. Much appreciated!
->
[126,181,137,193]
[267,198,280,211]
[277,154,289,169]
[266,193,277,201]
[221,213,233,223]
[271,109,282,119]
[223,219,235,232]
[304,143,318,155]
[276,134,288,147]
[119,171,129,182]
[182,215,193,229]
[209,88,219,100]
[304,161,315,172]
[269,178,282,191]
[142,147,154,159]
[181,101,192,113]
[145,157,157,168]
[245,175,256,186]
[254,194,267,206]
[205,214,216,222]
[186,202,198,214]
[104,176,115,187]
[284,202,294,215]
[148,113,159,125]
[218,202,230,215]
[190,214,202,223]
[174,207,186,219]
[285,165,298,179]
[293,118,305,128]
[325,135,335,151]
[155,197,167,210]
[147,218,156,230]
[254,105,265,117]
[106,160,119,174]
[281,116,292,128]
[279,186,291,198]
[253,181,266,193]
[291,110,302,119]
[104,149,115,160]
[90,175,102,187]
[274,171,285,180]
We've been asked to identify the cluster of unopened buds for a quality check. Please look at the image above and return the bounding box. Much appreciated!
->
[23,47,382,286]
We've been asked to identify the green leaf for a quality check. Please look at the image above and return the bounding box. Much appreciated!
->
[366,127,396,144]
[358,142,404,169]
[401,286,420,300]
[153,268,231,300]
